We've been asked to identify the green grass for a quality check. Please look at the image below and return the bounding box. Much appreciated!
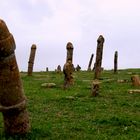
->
[0,69,140,140]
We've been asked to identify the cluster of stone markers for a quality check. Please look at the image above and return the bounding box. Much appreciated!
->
[0,18,139,136]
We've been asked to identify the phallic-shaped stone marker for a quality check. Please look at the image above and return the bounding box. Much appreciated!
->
[114,51,118,74]
[63,42,74,89]
[94,35,105,79]
[66,42,73,63]
[0,19,30,135]
[91,80,101,97]
[63,60,74,89]
[87,53,94,71]
[27,44,36,76]
[56,65,61,73]
[131,75,140,86]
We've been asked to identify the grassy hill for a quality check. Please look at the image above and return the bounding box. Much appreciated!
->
[0,69,140,140]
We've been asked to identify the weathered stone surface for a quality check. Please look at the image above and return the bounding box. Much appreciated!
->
[114,51,118,74]
[63,60,74,89]
[63,42,74,89]
[66,42,73,63]
[27,44,36,76]
[131,75,140,86]
[94,35,105,79]
[0,19,30,135]
[91,80,101,97]
[117,79,128,83]
[87,53,94,71]
[128,89,140,94]
[41,83,56,88]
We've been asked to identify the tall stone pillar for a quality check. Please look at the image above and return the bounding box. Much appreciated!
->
[87,53,94,71]
[94,35,105,79]
[63,42,74,89]
[114,51,118,74]
[66,42,73,63]
[0,19,30,135]
[27,44,36,76]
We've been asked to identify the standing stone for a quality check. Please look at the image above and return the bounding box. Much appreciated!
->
[114,51,118,74]
[56,65,61,73]
[94,35,105,79]
[75,64,81,71]
[0,19,30,135]
[66,42,73,63]
[63,60,74,89]
[46,67,49,72]
[63,42,74,89]
[87,53,94,71]
[27,44,36,76]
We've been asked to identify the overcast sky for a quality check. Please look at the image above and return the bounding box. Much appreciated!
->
[0,0,140,71]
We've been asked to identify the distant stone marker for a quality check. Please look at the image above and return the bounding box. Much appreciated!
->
[75,64,81,71]
[87,53,94,71]
[56,65,61,73]
[94,35,105,79]
[63,42,74,89]
[28,44,36,76]
[114,51,118,74]
[46,67,49,72]
[0,19,30,135]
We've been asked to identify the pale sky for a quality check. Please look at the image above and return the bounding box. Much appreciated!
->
[0,0,140,71]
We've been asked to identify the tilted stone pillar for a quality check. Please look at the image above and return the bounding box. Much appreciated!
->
[63,42,74,89]
[114,51,118,74]
[28,44,36,76]
[94,35,105,79]
[87,53,94,71]
[0,19,30,135]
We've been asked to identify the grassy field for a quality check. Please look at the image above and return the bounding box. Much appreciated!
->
[0,69,140,140]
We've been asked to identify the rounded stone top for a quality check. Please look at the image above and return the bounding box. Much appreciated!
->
[31,44,37,49]
[0,19,10,40]
[66,42,73,49]
[97,35,105,43]
[115,51,118,56]
[115,51,118,54]
[0,19,16,58]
